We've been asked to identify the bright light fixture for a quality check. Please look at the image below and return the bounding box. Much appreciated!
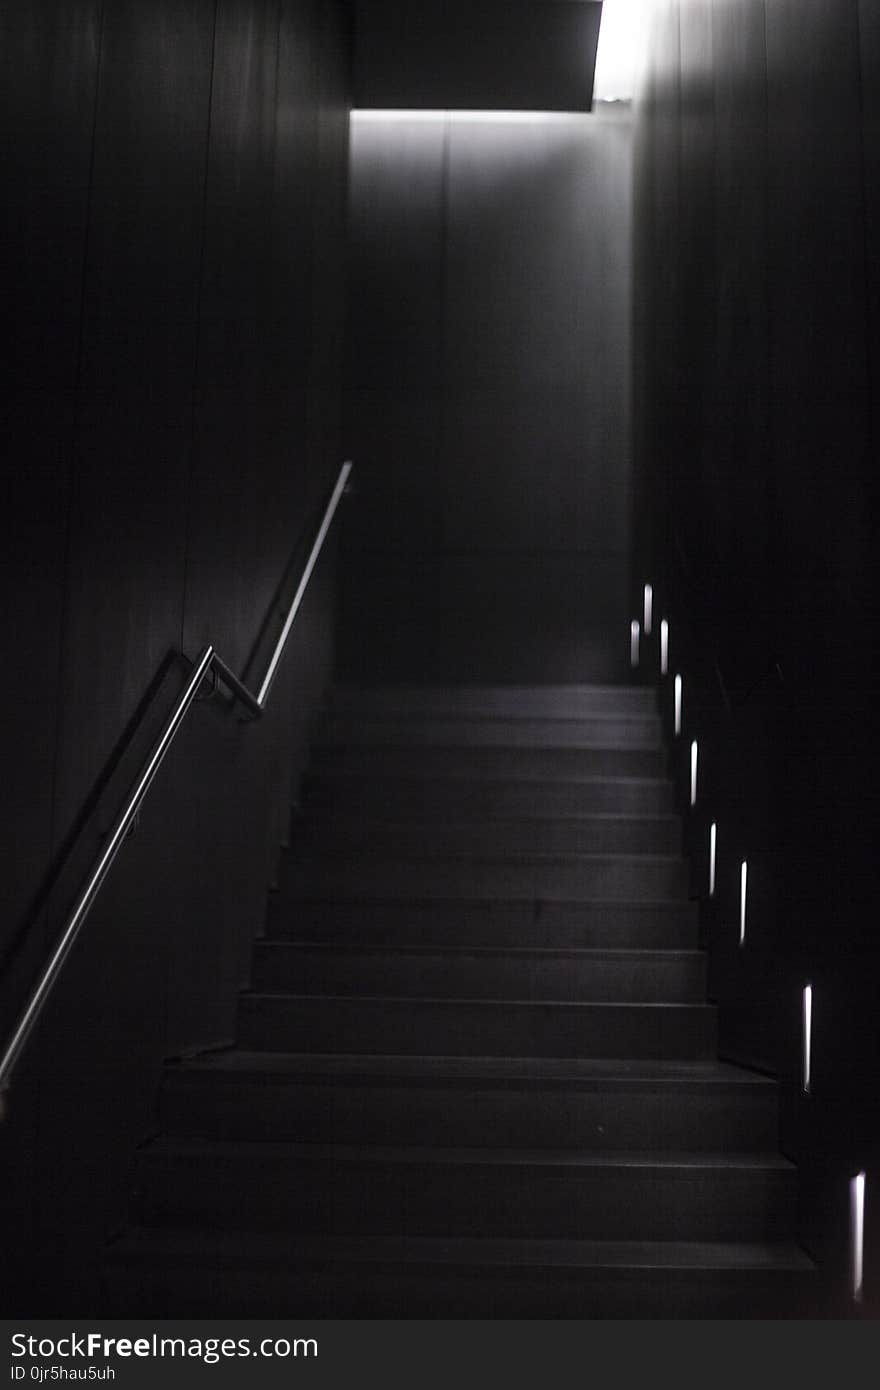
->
[852,1172,866,1303]
[593,0,650,104]
[802,985,812,1095]
[350,110,587,124]
[630,620,641,668]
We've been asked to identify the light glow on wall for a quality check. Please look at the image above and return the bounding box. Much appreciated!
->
[674,674,682,736]
[690,740,698,807]
[739,861,748,946]
[660,618,668,675]
[643,583,653,635]
[631,620,641,668]
[709,821,717,897]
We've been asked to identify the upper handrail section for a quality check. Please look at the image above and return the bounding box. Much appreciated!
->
[0,461,352,1107]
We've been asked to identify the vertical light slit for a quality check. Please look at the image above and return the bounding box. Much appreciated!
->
[852,1171,866,1304]
[802,984,812,1095]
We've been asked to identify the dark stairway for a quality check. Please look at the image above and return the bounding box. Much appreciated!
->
[106,683,816,1316]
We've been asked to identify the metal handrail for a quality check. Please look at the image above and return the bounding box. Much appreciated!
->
[0,461,352,1106]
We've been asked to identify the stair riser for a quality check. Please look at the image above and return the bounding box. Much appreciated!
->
[238,997,717,1059]
[320,717,663,750]
[278,856,689,901]
[161,1078,779,1151]
[104,1260,818,1319]
[266,899,699,949]
[311,748,666,779]
[251,947,706,1002]
[329,687,660,718]
[133,1156,796,1241]
[304,775,674,818]
[297,818,681,857]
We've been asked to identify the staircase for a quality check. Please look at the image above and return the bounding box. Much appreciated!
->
[106,683,816,1315]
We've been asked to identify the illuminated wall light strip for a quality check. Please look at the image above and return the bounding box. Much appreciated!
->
[739,861,748,946]
[643,583,653,636]
[690,740,698,807]
[350,109,587,124]
[630,620,640,669]
[709,821,717,897]
[802,984,812,1095]
[673,674,682,736]
[660,619,669,676]
[851,1171,866,1304]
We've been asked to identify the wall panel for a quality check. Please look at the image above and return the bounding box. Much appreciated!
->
[1,0,352,1312]
[343,107,634,681]
[634,0,880,1308]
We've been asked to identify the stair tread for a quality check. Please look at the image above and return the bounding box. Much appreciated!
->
[307,774,671,788]
[305,813,680,826]
[109,1228,814,1273]
[257,943,704,961]
[284,845,683,856]
[242,991,714,1010]
[171,1050,771,1086]
[317,740,662,751]
[141,1137,795,1172]
[324,715,661,727]
[284,895,695,908]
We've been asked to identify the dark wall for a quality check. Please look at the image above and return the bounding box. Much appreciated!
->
[351,1,602,112]
[633,0,879,1310]
[0,0,351,1312]
[341,106,634,682]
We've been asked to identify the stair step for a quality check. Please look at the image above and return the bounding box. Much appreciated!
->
[266,897,699,949]
[131,1140,797,1242]
[238,994,717,1059]
[320,714,663,750]
[251,943,706,1002]
[297,814,681,856]
[104,1230,817,1317]
[304,772,675,817]
[311,746,666,779]
[161,1051,780,1151]
[329,684,659,718]
[276,852,689,901]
